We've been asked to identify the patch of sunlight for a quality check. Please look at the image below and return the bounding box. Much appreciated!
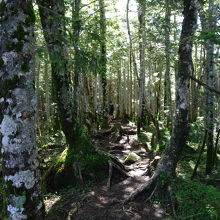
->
[44,195,61,213]
[142,131,153,140]
[56,148,68,164]
[177,172,187,179]
[129,134,138,143]
[128,121,135,126]
[189,160,196,169]
[129,169,146,177]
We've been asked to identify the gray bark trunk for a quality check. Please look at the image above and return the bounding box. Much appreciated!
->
[137,0,146,133]
[164,0,172,125]
[202,0,216,174]
[44,55,50,126]
[0,1,45,219]
[126,0,140,86]
[125,1,198,203]
[156,0,197,176]
[99,0,107,121]
[72,0,81,115]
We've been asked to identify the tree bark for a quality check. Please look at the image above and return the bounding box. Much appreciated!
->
[156,0,197,176]
[126,0,140,86]
[203,0,216,174]
[37,0,76,148]
[72,0,81,116]
[164,0,172,125]
[125,0,198,203]
[98,0,107,122]
[137,0,146,133]
[0,1,45,218]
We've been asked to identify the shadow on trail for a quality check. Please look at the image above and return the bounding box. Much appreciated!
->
[45,121,166,220]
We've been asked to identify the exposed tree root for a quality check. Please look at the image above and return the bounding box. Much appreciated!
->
[123,174,158,204]
[145,182,158,203]
[95,147,130,174]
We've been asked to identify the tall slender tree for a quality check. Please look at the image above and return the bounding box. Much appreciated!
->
[99,0,107,121]
[156,0,197,177]
[0,0,45,218]
[72,0,82,115]
[126,0,198,202]
[203,0,216,174]
[164,0,172,125]
[137,0,146,133]
[37,0,76,148]
[126,0,139,85]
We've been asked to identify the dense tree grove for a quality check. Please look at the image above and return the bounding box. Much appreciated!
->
[0,0,219,219]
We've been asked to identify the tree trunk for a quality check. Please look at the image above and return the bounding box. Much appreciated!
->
[156,0,197,176]
[35,56,41,135]
[72,0,81,116]
[99,0,107,123]
[203,0,216,174]
[0,1,45,218]
[164,0,172,126]
[137,0,146,133]
[125,0,198,203]
[126,0,140,85]
[44,54,50,130]
[189,42,199,122]
[37,0,76,148]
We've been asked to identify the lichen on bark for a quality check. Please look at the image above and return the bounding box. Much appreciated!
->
[0,0,45,219]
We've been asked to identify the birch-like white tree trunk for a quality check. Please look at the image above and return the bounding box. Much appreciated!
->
[0,0,45,219]
[127,0,139,85]
[203,0,216,174]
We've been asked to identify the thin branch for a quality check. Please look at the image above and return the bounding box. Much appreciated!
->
[190,75,220,96]
[191,130,207,180]
[37,4,61,17]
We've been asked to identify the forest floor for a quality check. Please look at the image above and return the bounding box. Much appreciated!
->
[45,121,167,220]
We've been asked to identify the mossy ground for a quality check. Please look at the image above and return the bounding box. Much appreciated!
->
[1,120,219,219]
[40,127,108,192]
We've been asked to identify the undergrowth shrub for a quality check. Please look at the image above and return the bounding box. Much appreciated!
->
[47,125,108,190]
[174,179,220,219]
[188,117,204,144]
[153,178,220,219]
